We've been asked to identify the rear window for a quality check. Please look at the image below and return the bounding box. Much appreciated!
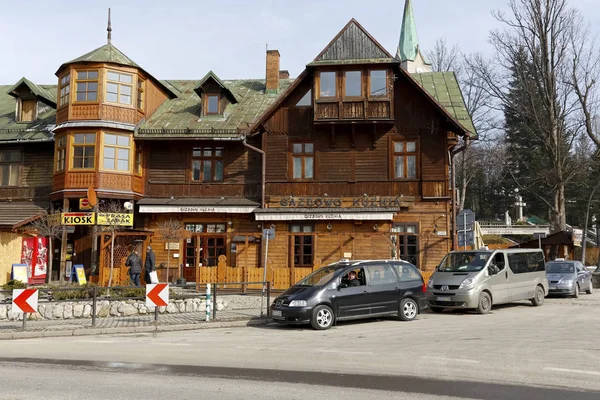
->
[547,263,575,274]
[507,252,545,274]
[392,263,422,282]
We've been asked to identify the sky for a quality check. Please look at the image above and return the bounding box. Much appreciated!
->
[1,0,600,84]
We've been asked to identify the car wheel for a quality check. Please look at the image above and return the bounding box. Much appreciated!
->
[430,306,444,313]
[476,292,492,314]
[530,285,545,306]
[573,284,579,299]
[399,298,418,321]
[310,305,334,330]
[586,281,593,295]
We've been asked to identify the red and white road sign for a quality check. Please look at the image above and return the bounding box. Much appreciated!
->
[12,289,38,313]
[146,283,169,307]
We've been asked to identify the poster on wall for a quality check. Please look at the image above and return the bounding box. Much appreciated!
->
[21,238,35,279]
[21,237,48,284]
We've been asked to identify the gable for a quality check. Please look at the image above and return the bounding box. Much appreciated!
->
[312,19,395,64]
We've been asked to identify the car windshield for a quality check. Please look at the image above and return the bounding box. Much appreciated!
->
[547,263,574,274]
[438,252,491,272]
[296,266,338,287]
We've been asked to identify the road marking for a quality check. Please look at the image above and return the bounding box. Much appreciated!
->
[420,356,480,364]
[544,367,600,376]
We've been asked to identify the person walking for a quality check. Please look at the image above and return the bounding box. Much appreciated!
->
[125,249,142,287]
[145,246,156,283]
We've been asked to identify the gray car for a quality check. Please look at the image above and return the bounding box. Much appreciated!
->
[546,260,593,298]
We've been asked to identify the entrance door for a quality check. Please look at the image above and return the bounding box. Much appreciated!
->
[184,236,198,281]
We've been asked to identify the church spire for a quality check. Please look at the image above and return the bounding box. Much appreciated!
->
[107,8,112,44]
[397,0,431,73]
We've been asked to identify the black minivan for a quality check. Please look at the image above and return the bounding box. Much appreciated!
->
[270,260,428,330]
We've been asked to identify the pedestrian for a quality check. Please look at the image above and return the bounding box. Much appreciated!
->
[145,245,156,283]
[125,249,142,287]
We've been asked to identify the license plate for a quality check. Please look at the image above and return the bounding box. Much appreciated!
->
[436,296,451,302]
[549,286,556,290]
[272,310,282,317]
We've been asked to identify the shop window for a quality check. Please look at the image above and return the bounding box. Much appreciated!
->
[291,224,314,267]
[390,224,419,268]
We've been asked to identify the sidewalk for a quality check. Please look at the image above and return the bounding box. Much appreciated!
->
[0,309,267,340]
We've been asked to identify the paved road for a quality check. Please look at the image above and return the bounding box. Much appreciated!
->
[0,294,599,399]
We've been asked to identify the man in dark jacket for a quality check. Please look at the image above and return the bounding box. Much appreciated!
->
[125,250,142,287]
[145,246,156,284]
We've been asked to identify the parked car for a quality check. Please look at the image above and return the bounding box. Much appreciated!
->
[426,249,548,314]
[546,259,593,298]
[270,260,427,330]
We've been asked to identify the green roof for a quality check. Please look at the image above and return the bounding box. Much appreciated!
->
[60,43,140,70]
[397,0,419,62]
[136,79,292,139]
[194,71,238,104]
[7,77,56,106]
[412,72,477,137]
[0,84,56,143]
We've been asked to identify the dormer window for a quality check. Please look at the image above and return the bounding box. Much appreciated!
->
[75,70,98,102]
[106,70,133,105]
[19,100,36,122]
[59,73,70,107]
[206,95,219,115]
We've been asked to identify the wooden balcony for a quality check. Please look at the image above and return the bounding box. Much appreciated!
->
[52,171,143,197]
[314,98,392,122]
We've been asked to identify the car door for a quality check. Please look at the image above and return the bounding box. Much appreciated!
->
[333,268,370,319]
[576,263,591,292]
[488,252,510,303]
[365,264,400,315]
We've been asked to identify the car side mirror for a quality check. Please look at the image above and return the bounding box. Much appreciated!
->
[338,283,348,289]
[488,265,499,275]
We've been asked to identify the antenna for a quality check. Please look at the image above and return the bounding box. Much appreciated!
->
[107,8,112,44]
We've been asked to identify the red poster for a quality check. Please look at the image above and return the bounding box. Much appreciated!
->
[21,237,47,284]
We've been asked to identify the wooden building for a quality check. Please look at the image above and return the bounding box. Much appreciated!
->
[0,1,475,288]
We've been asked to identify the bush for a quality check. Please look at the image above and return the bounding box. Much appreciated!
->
[1,280,28,290]
[51,283,106,301]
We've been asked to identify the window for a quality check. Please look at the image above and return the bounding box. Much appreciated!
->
[106,70,133,105]
[345,71,362,97]
[59,73,70,107]
[184,223,226,267]
[191,146,224,182]
[296,89,312,107]
[319,72,336,97]
[206,95,219,115]
[137,79,144,110]
[366,264,397,286]
[55,136,66,172]
[19,100,36,122]
[0,150,22,186]
[291,225,314,267]
[390,224,419,268]
[72,133,96,169]
[393,263,422,282]
[292,143,314,179]
[393,140,417,179]
[135,148,143,175]
[507,252,545,274]
[103,133,131,171]
[370,70,387,96]
[75,70,98,102]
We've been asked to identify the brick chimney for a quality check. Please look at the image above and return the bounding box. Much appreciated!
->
[266,50,280,94]
[279,70,290,79]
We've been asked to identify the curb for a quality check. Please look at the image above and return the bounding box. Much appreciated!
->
[0,318,268,340]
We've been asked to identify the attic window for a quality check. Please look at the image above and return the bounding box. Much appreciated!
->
[19,100,36,122]
[206,95,219,115]
[296,89,312,107]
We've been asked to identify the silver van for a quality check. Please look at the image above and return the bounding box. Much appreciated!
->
[426,249,548,314]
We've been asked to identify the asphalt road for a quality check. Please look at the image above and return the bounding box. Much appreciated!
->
[0,294,599,399]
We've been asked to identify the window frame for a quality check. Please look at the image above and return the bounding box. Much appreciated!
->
[190,146,224,183]
[318,71,337,99]
[58,73,71,108]
[135,145,143,176]
[369,69,389,98]
[75,70,99,103]
[295,88,312,107]
[390,138,419,180]
[101,132,132,173]
[0,149,23,187]
[290,142,315,181]
[204,94,220,115]
[71,133,97,170]
[137,78,145,110]
[343,70,363,98]
[290,224,315,267]
[105,70,134,106]
[55,135,67,173]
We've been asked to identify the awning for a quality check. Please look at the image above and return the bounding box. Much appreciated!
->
[254,208,397,221]
[138,197,259,214]
[0,201,50,229]
[139,205,256,214]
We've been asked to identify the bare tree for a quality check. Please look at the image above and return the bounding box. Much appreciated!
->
[426,38,462,76]
[98,201,128,288]
[155,219,187,283]
[466,0,582,232]
[21,209,63,283]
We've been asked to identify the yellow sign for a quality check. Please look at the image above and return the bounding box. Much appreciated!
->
[97,213,134,226]
[61,212,95,225]
[75,265,87,285]
[79,198,93,210]
[48,213,61,226]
